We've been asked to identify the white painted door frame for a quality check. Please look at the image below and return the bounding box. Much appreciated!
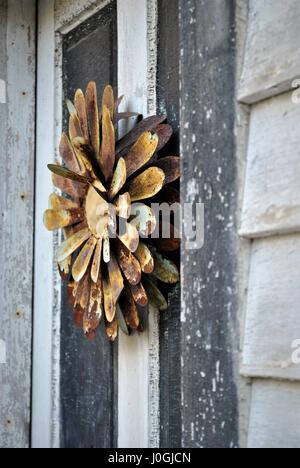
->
[32,0,159,448]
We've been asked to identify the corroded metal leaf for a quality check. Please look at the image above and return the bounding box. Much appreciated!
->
[83,279,102,335]
[155,156,180,184]
[114,193,131,219]
[124,132,158,178]
[74,89,89,141]
[116,304,130,336]
[69,113,83,141]
[133,242,154,274]
[103,277,116,323]
[108,254,124,303]
[57,228,91,263]
[116,115,167,155]
[143,276,168,311]
[86,81,100,156]
[91,238,102,283]
[52,173,87,202]
[127,167,165,202]
[44,208,84,231]
[151,249,180,284]
[108,157,126,200]
[116,241,141,286]
[118,222,139,253]
[48,164,90,185]
[74,272,91,311]
[59,133,80,173]
[72,236,97,282]
[102,85,115,120]
[58,257,72,280]
[106,317,118,342]
[156,124,173,152]
[130,282,148,307]
[121,287,140,330]
[130,203,157,236]
[48,193,79,210]
[100,105,115,181]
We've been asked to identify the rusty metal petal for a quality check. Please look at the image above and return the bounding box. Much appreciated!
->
[69,113,83,141]
[74,271,91,311]
[116,304,130,336]
[127,167,165,202]
[151,249,180,284]
[103,277,116,323]
[103,233,111,264]
[116,115,167,155]
[117,222,139,253]
[130,203,157,236]
[48,164,90,185]
[108,157,126,200]
[133,242,154,274]
[85,81,100,156]
[143,276,168,311]
[100,105,115,181]
[156,124,173,152]
[114,192,131,220]
[106,317,118,342]
[124,132,158,178]
[102,85,115,120]
[59,133,80,173]
[155,156,180,184]
[52,173,86,201]
[44,208,84,231]
[48,193,79,210]
[72,236,97,282]
[57,228,91,263]
[83,279,102,335]
[108,254,124,303]
[58,257,72,280]
[74,89,89,141]
[116,241,141,286]
[91,238,102,283]
[130,282,148,307]
[121,287,140,330]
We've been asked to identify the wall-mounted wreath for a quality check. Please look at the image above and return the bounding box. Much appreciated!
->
[44,82,180,341]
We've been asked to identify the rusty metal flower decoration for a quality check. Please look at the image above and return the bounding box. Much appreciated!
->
[44,82,180,341]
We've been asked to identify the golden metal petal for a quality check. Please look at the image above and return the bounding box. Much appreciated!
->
[108,254,124,303]
[127,167,165,202]
[103,277,116,322]
[48,164,90,185]
[72,236,97,282]
[108,157,126,200]
[44,208,84,231]
[91,238,102,283]
[117,222,139,253]
[57,228,91,263]
[133,242,154,274]
[124,132,158,178]
[74,89,89,141]
[102,85,115,120]
[100,105,115,181]
[48,193,79,210]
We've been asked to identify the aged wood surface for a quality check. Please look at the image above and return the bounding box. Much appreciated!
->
[242,235,300,381]
[179,0,239,448]
[240,91,300,238]
[238,0,300,104]
[0,0,36,448]
[157,0,181,449]
[60,1,118,448]
[248,380,300,448]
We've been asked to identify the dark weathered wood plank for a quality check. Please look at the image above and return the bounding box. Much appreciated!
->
[179,0,239,448]
[157,0,182,449]
[60,1,118,449]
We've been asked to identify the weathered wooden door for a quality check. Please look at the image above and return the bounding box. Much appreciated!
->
[33,0,179,449]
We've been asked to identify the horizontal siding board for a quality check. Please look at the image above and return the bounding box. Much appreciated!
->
[248,380,300,448]
[238,0,300,104]
[240,91,300,238]
[241,235,300,381]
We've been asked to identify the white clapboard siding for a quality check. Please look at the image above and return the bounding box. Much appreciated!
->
[0,0,36,448]
[248,380,300,448]
[240,91,300,238]
[241,235,300,381]
[238,0,300,104]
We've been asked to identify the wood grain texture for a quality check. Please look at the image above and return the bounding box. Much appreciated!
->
[238,0,300,104]
[240,91,300,238]
[156,0,181,449]
[179,0,239,448]
[60,2,118,448]
[248,380,300,448]
[241,235,300,381]
[0,0,36,448]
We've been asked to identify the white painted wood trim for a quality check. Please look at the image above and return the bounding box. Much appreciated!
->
[32,0,60,449]
[117,0,160,449]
